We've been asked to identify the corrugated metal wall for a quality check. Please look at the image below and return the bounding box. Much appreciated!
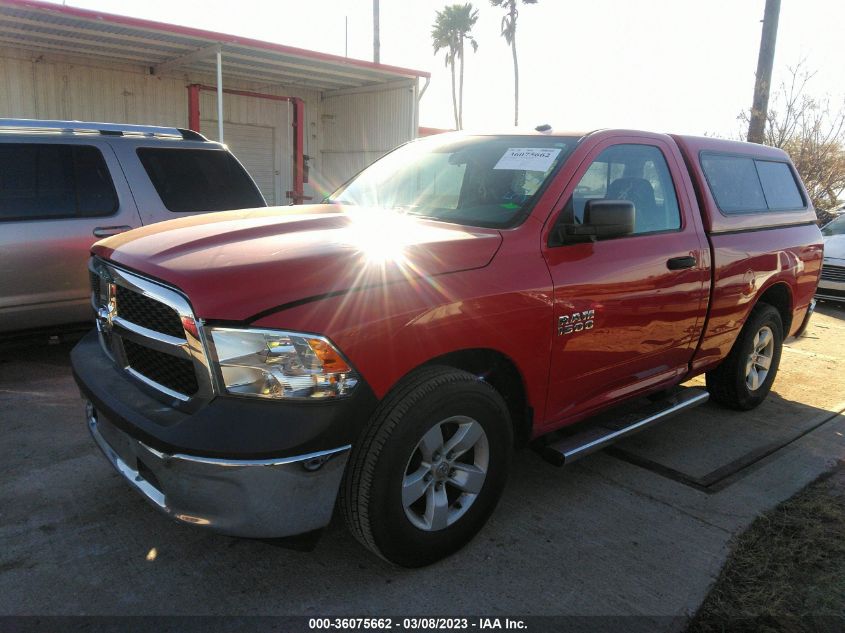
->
[0,45,418,205]
[0,46,187,125]
[319,83,417,194]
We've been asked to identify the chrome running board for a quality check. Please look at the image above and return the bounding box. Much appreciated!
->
[541,387,709,466]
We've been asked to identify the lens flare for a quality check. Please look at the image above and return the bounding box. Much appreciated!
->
[343,207,416,265]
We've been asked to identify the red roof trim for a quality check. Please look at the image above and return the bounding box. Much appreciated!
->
[1,0,431,79]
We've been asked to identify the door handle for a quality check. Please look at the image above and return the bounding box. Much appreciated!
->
[93,225,132,238]
[667,256,697,270]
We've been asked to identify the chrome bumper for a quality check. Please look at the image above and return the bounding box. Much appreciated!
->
[85,401,350,538]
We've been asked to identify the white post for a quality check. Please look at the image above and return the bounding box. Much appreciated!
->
[216,48,224,143]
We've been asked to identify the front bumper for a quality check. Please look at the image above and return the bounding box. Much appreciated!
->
[86,401,350,538]
[72,329,378,538]
[816,280,845,302]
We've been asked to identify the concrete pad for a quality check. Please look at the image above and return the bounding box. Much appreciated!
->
[0,304,843,623]
[610,309,845,487]
[0,343,728,618]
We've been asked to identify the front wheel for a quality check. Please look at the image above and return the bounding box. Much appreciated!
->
[706,303,783,410]
[340,366,513,567]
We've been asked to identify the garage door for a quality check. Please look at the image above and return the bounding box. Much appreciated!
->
[201,121,276,204]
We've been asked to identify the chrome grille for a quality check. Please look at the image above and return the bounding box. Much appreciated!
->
[820,264,845,283]
[115,285,183,337]
[817,287,845,299]
[123,339,199,395]
[89,257,213,407]
[89,270,102,306]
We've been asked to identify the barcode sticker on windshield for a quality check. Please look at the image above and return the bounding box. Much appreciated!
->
[494,147,561,172]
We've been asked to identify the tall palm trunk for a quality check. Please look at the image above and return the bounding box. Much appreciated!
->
[510,1,519,127]
[450,55,459,130]
[511,30,519,126]
[458,38,465,130]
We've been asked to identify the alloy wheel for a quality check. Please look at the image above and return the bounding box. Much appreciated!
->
[745,325,774,391]
[401,415,489,531]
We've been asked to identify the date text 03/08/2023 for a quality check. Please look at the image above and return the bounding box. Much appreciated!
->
[307,618,528,630]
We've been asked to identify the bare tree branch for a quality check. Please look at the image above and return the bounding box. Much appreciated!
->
[739,61,845,220]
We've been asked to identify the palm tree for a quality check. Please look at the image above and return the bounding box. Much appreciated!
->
[431,9,459,130]
[432,4,479,130]
[490,0,537,127]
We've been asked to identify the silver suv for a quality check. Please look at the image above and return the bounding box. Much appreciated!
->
[0,119,266,334]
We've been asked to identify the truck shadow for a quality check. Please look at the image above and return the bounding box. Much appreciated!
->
[606,390,844,492]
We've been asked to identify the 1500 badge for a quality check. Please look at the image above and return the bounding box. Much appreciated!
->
[558,309,595,336]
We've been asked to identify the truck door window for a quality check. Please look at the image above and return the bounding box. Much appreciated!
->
[0,144,118,222]
[562,144,681,236]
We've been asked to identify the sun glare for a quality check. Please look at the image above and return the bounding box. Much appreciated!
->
[343,208,418,265]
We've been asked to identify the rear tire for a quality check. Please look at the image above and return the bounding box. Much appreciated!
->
[339,366,513,567]
[706,303,783,410]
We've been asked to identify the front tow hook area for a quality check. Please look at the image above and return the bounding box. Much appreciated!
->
[82,400,352,539]
[85,400,167,509]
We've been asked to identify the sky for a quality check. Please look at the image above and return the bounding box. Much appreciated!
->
[57,0,845,137]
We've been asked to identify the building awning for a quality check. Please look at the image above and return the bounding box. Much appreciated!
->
[0,0,430,91]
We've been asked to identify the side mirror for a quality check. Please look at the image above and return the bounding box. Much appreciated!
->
[584,199,635,238]
[551,199,636,246]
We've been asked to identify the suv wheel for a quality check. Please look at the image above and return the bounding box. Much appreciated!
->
[340,366,513,567]
[706,303,783,410]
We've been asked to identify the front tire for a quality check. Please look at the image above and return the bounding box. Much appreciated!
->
[706,303,783,410]
[340,366,513,567]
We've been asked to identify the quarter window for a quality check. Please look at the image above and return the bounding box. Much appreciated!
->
[137,148,265,213]
[563,144,681,236]
[700,153,805,213]
[755,160,805,210]
[0,144,118,221]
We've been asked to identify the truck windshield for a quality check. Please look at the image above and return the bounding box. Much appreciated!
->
[822,214,845,236]
[331,135,577,228]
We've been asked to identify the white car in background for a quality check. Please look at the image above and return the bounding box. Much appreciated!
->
[817,214,845,303]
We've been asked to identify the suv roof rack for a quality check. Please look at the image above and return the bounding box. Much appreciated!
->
[0,118,208,141]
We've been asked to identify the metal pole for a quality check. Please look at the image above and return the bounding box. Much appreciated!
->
[747,0,780,144]
[216,48,224,143]
[373,0,380,64]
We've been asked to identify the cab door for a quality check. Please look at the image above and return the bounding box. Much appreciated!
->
[540,136,709,430]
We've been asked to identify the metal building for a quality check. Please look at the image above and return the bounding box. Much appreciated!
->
[0,0,430,204]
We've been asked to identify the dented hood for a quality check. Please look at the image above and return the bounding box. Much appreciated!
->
[92,205,502,321]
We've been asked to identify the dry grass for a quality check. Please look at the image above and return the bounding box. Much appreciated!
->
[687,462,845,633]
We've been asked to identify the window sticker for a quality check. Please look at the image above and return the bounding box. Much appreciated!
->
[494,147,561,172]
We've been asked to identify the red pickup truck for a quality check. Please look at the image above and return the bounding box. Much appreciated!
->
[72,129,822,567]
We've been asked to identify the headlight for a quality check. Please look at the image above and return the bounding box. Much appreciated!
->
[207,327,359,399]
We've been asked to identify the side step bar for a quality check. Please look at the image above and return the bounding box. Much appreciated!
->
[541,387,709,466]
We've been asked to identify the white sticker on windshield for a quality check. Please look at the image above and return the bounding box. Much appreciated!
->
[494,147,561,172]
